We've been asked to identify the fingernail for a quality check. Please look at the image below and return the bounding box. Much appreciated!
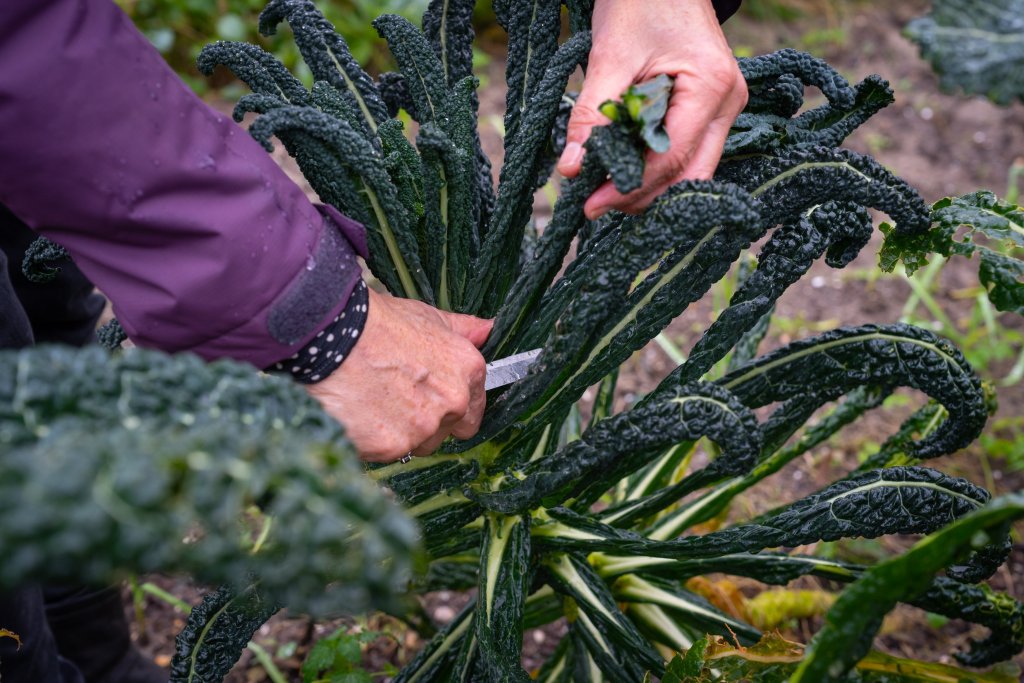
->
[559,142,584,170]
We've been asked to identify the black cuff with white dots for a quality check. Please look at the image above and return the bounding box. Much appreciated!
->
[267,280,368,384]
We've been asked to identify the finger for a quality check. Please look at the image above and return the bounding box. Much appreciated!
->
[584,81,725,218]
[557,65,635,179]
[677,109,736,181]
[449,368,486,440]
[445,312,494,348]
[412,424,455,456]
[612,114,737,215]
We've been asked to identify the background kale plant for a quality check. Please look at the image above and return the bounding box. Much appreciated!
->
[905,0,1024,106]
[4,0,1024,681]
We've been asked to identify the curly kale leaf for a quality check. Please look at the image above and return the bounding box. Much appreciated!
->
[478,182,763,447]
[422,0,477,87]
[718,146,931,235]
[906,0,1024,105]
[0,346,419,616]
[794,492,1024,681]
[21,236,70,283]
[910,578,1024,667]
[726,74,894,156]
[248,105,431,302]
[539,467,990,561]
[170,584,279,683]
[472,382,760,515]
[716,323,988,459]
[196,41,312,106]
[258,0,387,133]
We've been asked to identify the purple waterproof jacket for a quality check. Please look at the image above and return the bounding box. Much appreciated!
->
[0,0,742,368]
[0,0,367,368]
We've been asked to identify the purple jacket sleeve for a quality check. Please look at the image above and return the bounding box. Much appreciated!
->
[0,0,368,368]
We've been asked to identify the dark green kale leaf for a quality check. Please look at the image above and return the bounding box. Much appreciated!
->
[906,0,1024,105]
[543,552,663,679]
[538,467,990,561]
[196,41,313,107]
[0,346,419,617]
[909,578,1024,667]
[470,514,533,681]
[794,492,1024,681]
[726,74,895,156]
[391,603,474,683]
[422,0,478,87]
[472,381,760,515]
[258,0,387,134]
[503,0,563,147]
[170,584,278,683]
[715,323,987,459]
[677,201,873,384]
[21,236,70,283]
[373,14,448,125]
[248,105,432,302]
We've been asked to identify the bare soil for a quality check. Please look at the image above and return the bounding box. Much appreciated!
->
[127,1,1024,680]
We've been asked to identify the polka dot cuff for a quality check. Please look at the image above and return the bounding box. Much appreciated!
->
[267,280,368,384]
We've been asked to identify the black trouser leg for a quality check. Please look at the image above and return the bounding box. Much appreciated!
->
[2,212,163,683]
[0,243,81,683]
[0,588,86,683]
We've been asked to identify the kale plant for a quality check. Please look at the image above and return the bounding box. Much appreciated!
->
[4,0,1023,680]
[906,0,1024,105]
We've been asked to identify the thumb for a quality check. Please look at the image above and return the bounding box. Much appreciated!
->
[557,67,635,178]
[445,312,494,348]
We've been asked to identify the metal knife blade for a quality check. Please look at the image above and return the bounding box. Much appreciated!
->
[484,348,542,390]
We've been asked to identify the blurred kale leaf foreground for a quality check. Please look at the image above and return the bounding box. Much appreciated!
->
[906,0,1024,105]
[115,0,432,91]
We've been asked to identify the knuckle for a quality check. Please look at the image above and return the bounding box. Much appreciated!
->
[466,352,487,382]
[364,437,404,462]
[569,103,609,130]
[447,386,471,417]
[411,414,441,440]
[700,62,742,97]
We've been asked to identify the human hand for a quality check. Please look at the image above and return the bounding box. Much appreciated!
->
[307,289,492,462]
[556,0,747,219]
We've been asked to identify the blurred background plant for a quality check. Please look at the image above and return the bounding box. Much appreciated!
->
[116,0,500,94]
[115,0,430,92]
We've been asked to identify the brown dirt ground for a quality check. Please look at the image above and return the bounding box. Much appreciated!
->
[126,1,1024,680]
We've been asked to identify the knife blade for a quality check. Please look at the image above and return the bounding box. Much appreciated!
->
[484,348,542,390]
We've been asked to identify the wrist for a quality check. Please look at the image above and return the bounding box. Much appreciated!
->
[266,280,369,383]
